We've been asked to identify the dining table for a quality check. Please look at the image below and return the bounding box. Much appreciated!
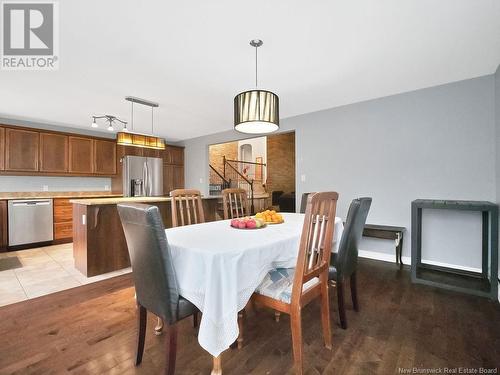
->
[164,212,344,374]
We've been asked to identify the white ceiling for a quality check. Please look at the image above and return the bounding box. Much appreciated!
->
[1,0,499,142]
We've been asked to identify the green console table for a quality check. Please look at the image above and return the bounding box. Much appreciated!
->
[411,199,498,300]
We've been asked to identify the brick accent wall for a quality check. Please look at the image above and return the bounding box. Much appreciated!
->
[209,141,238,183]
[266,132,295,194]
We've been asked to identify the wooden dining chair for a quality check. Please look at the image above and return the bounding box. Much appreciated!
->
[155,189,205,334]
[170,189,205,227]
[252,192,339,375]
[117,203,199,375]
[222,188,249,219]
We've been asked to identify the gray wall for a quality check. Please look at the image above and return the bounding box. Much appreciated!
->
[496,64,500,213]
[495,64,500,296]
[0,119,114,193]
[182,76,496,268]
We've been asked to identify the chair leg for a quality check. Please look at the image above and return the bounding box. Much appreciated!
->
[337,279,347,329]
[290,307,303,375]
[320,282,332,349]
[274,311,281,322]
[136,303,147,366]
[237,310,244,349]
[165,324,178,375]
[350,272,359,312]
[155,317,164,335]
[192,311,199,328]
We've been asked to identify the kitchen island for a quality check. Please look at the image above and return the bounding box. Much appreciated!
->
[70,196,221,276]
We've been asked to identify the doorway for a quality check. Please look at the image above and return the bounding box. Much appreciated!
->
[208,131,296,212]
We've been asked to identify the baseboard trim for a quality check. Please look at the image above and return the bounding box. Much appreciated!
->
[358,249,411,265]
[358,249,481,273]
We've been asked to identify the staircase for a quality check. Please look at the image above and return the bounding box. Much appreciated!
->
[209,156,267,215]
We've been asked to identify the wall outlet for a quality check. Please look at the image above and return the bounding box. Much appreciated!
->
[199,178,203,184]
[104,185,110,191]
[300,174,306,182]
[42,185,49,191]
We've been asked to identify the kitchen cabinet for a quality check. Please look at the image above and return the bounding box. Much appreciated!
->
[122,145,143,157]
[0,125,118,177]
[143,148,160,158]
[163,146,184,165]
[69,136,94,174]
[163,164,185,195]
[93,139,116,175]
[39,133,68,172]
[173,165,184,189]
[53,198,73,241]
[0,200,7,251]
[0,127,4,170]
[4,128,39,171]
[163,164,174,195]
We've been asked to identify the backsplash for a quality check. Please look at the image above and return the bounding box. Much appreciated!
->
[0,176,112,192]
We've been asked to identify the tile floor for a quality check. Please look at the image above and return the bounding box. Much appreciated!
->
[0,243,131,307]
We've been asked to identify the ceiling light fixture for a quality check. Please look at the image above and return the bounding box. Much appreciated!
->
[116,97,165,150]
[234,39,279,134]
[91,115,127,132]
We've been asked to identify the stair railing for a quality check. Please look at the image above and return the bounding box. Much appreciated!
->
[209,164,231,195]
[223,157,255,214]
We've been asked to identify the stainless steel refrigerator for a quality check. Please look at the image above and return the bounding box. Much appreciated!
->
[123,156,163,197]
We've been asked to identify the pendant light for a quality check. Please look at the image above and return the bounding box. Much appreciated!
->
[234,39,279,134]
[116,96,166,150]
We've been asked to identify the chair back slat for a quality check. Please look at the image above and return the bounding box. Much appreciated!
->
[170,189,205,227]
[222,188,249,219]
[292,192,338,303]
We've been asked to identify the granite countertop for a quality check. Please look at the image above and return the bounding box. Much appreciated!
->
[0,191,122,200]
[70,195,220,206]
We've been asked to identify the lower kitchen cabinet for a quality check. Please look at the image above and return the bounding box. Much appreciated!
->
[53,198,73,242]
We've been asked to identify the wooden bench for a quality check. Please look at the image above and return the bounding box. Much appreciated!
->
[363,224,406,265]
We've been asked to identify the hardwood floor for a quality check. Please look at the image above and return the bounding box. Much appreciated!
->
[0,259,498,374]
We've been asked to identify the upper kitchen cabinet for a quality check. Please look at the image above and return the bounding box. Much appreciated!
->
[39,132,68,173]
[4,128,39,171]
[143,148,160,158]
[0,127,4,170]
[163,146,184,165]
[69,136,94,174]
[93,139,116,175]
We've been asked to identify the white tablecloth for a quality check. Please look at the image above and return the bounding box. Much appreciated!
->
[165,212,343,357]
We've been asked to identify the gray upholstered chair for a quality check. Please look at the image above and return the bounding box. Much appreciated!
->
[329,197,372,329]
[117,203,198,375]
[299,192,312,214]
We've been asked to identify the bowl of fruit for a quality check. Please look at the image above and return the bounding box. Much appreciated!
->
[255,210,284,224]
[230,217,267,230]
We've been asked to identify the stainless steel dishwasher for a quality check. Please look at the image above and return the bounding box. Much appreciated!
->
[8,199,54,246]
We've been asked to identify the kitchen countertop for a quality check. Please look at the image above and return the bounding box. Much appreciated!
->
[70,195,220,206]
[0,191,122,200]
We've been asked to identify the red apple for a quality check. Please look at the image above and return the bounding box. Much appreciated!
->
[231,219,239,227]
[246,219,256,229]
[238,221,246,229]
